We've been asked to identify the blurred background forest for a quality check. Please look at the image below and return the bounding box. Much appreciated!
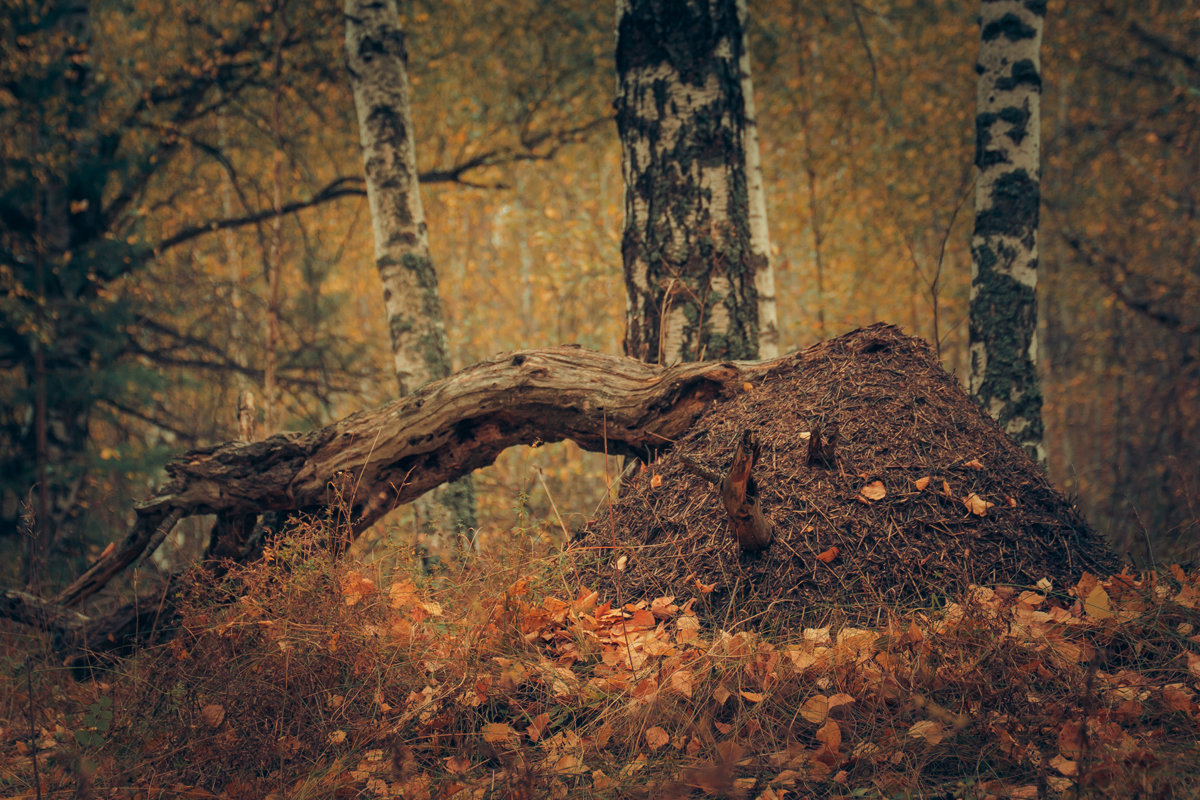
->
[2,0,1197,580]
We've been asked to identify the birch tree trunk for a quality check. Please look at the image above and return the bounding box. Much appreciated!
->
[968,0,1047,465]
[345,0,476,554]
[263,3,287,436]
[616,0,769,365]
[736,0,778,359]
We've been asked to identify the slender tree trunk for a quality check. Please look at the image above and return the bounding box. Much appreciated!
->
[263,4,287,435]
[736,0,777,358]
[616,0,765,365]
[30,159,49,592]
[792,10,827,340]
[968,0,1047,465]
[216,103,256,441]
[345,0,476,553]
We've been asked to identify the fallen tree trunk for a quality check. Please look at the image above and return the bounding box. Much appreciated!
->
[5,346,780,663]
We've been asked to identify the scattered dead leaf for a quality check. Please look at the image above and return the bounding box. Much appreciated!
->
[645,726,669,750]
[963,493,994,516]
[482,723,517,745]
[1083,584,1114,620]
[799,693,854,724]
[526,712,550,742]
[341,572,376,606]
[200,704,225,728]
[816,719,841,752]
[444,754,471,774]
[907,719,945,744]
[815,546,839,563]
[858,480,887,502]
[670,669,694,698]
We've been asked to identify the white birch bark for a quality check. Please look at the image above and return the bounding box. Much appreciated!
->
[345,0,476,553]
[737,0,778,359]
[616,0,766,365]
[968,0,1047,465]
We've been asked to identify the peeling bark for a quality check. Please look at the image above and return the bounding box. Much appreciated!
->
[968,0,1046,465]
[345,0,476,548]
[615,0,765,365]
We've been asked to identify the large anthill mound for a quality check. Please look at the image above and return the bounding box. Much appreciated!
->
[571,324,1118,628]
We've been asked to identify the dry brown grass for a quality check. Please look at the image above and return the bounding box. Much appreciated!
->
[2,514,1198,799]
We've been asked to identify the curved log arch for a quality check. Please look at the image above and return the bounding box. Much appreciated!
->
[8,346,789,665]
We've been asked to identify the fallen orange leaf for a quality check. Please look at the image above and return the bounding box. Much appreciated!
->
[670,669,694,698]
[815,547,839,563]
[800,697,829,724]
[645,726,669,750]
[526,712,550,742]
[816,719,841,752]
[1050,754,1078,777]
[444,754,471,774]
[858,480,886,502]
[200,704,225,728]
[907,719,945,744]
[963,493,994,516]
[1083,585,1114,620]
[482,723,517,744]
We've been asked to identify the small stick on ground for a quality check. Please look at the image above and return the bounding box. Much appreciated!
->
[806,423,838,467]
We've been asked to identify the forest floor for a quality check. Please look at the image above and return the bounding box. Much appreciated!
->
[2,521,1200,799]
[1,327,1195,798]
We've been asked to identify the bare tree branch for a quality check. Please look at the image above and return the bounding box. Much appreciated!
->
[1060,233,1199,335]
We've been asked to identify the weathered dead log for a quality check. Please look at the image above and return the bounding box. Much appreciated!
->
[3,589,91,632]
[5,346,784,644]
[143,346,757,522]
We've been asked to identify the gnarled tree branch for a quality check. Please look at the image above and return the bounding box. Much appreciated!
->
[3,346,786,661]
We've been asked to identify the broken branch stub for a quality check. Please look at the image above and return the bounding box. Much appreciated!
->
[806,423,838,467]
[721,430,773,553]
